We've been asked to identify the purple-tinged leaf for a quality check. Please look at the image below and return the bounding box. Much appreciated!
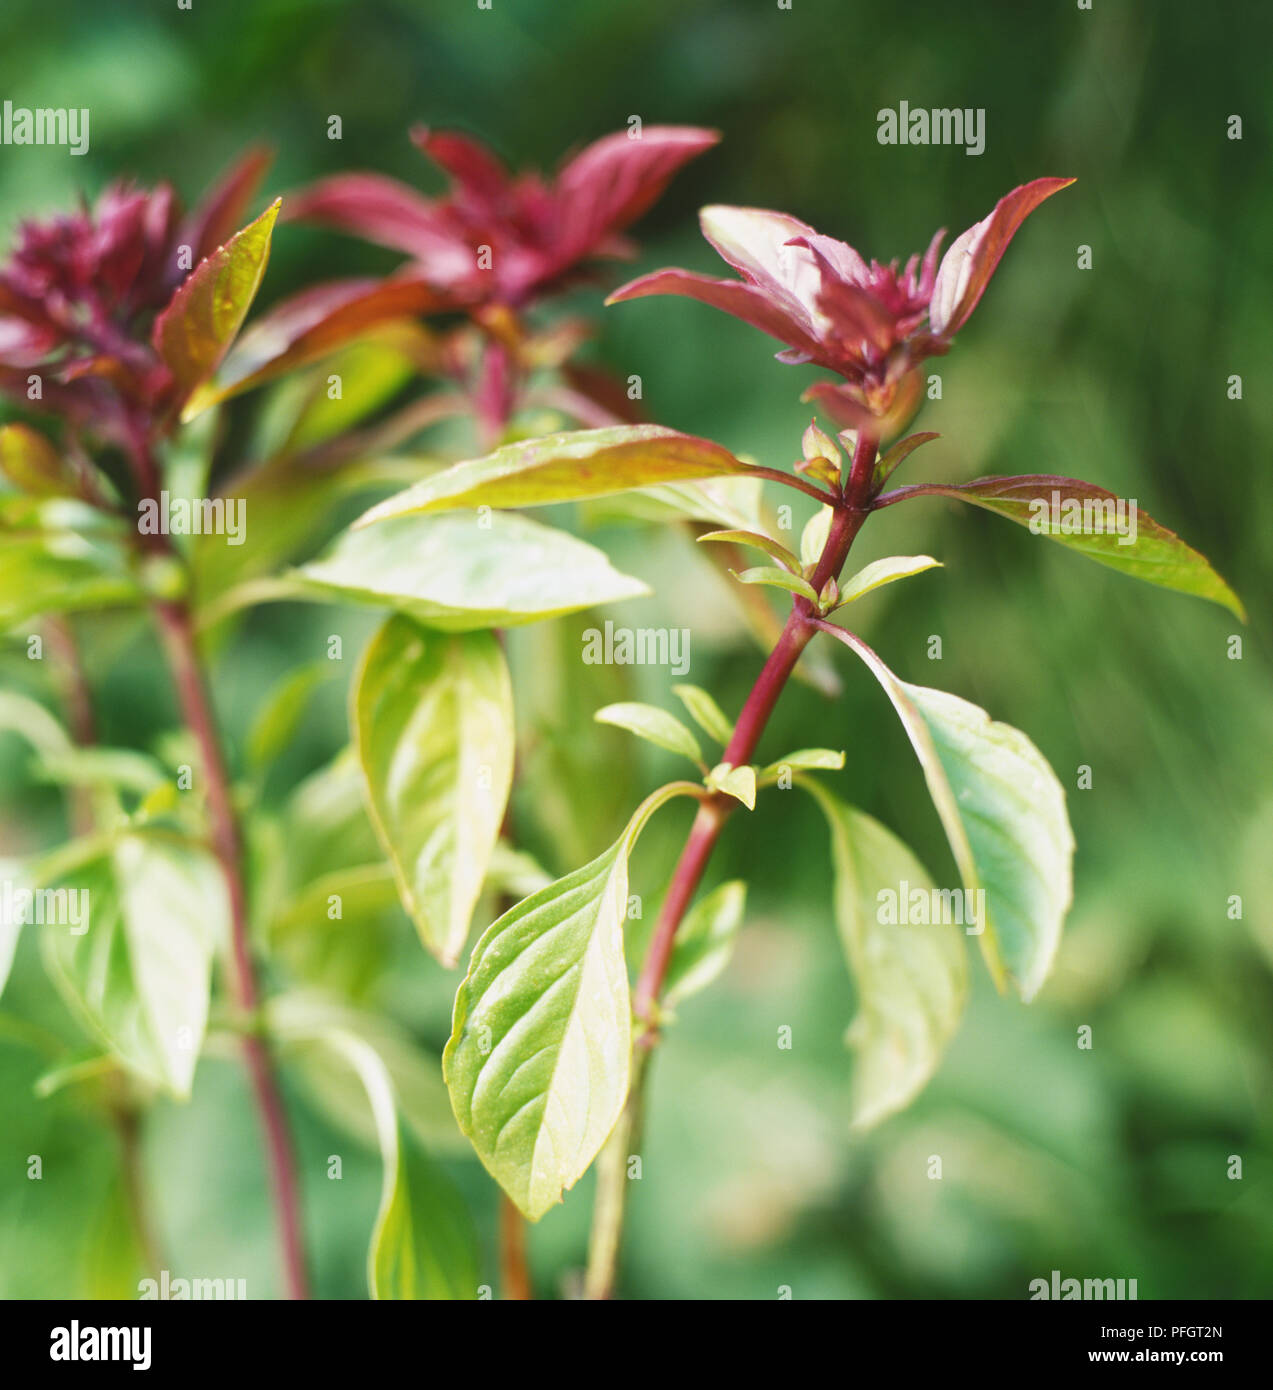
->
[607,268,824,360]
[354,424,756,526]
[873,431,940,490]
[555,127,720,262]
[929,178,1075,337]
[877,474,1245,620]
[410,126,509,208]
[183,146,273,265]
[153,199,280,405]
[182,273,453,420]
[284,172,474,275]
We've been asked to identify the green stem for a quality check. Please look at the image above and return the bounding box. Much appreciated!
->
[583,1047,651,1300]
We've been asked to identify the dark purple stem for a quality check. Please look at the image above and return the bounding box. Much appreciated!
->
[474,337,517,449]
[153,600,311,1300]
[126,430,310,1300]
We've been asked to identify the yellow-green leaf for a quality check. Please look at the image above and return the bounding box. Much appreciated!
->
[444,783,692,1219]
[154,200,280,409]
[825,628,1073,1000]
[355,617,514,966]
[800,780,968,1128]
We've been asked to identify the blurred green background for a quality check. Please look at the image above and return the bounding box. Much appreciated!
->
[1,0,1270,1299]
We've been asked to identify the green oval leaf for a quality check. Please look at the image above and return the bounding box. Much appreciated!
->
[826,628,1074,1000]
[355,616,514,966]
[837,554,942,605]
[354,424,753,526]
[696,528,800,572]
[595,702,703,766]
[295,510,649,630]
[671,683,734,745]
[731,565,819,605]
[758,747,845,782]
[274,994,465,1156]
[444,783,691,1220]
[268,864,399,1000]
[801,505,833,568]
[799,780,968,1129]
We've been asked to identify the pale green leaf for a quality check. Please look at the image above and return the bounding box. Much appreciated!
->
[697,528,800,572]
[247,663,327,772]
[485,842,554,901]
[582,474,768,533]
[0,529,141,628]
[355,617,514,966]
[758,747,846,782]
[671,683,734,745]
[0,692,72,758]
[707,762,757,811]
[273,994,466,1156]
[732,565,819,605]
[800,780,967,1128]
[595,702,703,766]
[32,746,167,796]
[40,834,226,1096]
[830,630,1074,1000]
[296,511,649,631]
[837,554,942,605]
[269,864,400,1000]
[800,505,833,568]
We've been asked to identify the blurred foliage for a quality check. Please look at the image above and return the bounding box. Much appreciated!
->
[1,0,1271,1299]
